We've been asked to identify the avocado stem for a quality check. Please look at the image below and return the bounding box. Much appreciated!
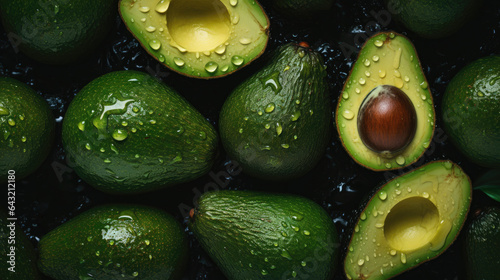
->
[298,42,310,48]
[189,208,195,219]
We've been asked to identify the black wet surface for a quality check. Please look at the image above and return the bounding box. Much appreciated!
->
[0,0,499,279]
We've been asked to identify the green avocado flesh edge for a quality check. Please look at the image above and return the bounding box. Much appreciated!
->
[119,0,270,79]
[344,160,472,280]
[336,32,435,171]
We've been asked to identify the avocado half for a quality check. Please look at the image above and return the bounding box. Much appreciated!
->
[336,32,435,171]
[344,160,472,280]
[119,0,270,79]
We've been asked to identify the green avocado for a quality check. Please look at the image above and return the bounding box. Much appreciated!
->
[119,0,270,79]
[0,0,116,64]
[271,0,334,18]
[190,190,339,280]
[344,160,472,280]
[442,55,500,168]
[219,42,331,180]
[386,0,481,38]
[62,70,218,194]
[38,204,188,280]
[0,77,55,180]
[336,32,435,171]
[464,207,500,280]
[0,211,41,280]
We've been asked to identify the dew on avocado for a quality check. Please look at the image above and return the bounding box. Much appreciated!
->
[276,123,283,136]
[104,158,111,164]
[112,129,128,141]
[420,81,428,89]
[378,191,388,201]
[372,55,380,62]
[0,106,10,116]
[260,72,282,93]
[280,249,292,260]
[291,112,301,121]
[261,269,268,275]
[215,45,226,55]
[230,0,238,7]
[281,144,289,149]
[379,70,386,78]
[363,59,371,67]
[342,110,354,120]
[396,156,406,166]
[265,103,275,113]
[7,118,15,126]
[148,40,161,50]
[358,259,365,266]
[205,62,218,73]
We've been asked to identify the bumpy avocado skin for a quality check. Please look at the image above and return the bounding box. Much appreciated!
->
[190,190,339,280]
[0,0,116,64]
[386,0,481,38]
[219,43,330,180]
[38,204,189,280]
[442,55,500,168]
[465,207,500,280]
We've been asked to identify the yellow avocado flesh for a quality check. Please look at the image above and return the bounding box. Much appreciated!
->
[336,32,435,171]
[344,161,472,280]
[120,0,269,78]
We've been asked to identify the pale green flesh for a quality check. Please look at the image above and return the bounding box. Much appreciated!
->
[120,0,269,78]
[336,32,435,171]
[344,161,472,280]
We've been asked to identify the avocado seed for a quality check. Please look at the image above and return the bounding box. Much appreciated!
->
[358,85,417,156]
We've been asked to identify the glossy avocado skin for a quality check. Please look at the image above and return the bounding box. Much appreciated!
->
[219,43,330,180]
[386,0,481,38]
[344,161,472,280]
[0,0,116,64]
[442,55,500,168]
[190,190,339,280]
[0,77,55,180]
[336,32,435,171]
[38,204,188,280]
[465,207,500,280]
[0,211,41,280]
[62,71,218,194]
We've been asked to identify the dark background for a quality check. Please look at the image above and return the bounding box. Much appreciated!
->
[1,0,499,279]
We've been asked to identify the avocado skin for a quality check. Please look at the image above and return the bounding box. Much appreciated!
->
[62,70,218,194]
[38,204,188,280]
[465,207,500,280]
[0,77,55,180]
[0,211,41,280]
[442,55,500,168]
[272,0,333,18]
[0,0,116,64]
[386,0,481,38]
[190,190,339,280]
[219,43,330,180]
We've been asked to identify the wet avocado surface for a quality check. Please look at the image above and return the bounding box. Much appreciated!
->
[0,0,499,279]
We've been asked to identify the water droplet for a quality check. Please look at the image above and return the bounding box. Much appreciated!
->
[423,141,430,148]
[378,191,387,201]
[281,144,289,149]
[112,129,128,141]
[372,55,380,62]
[400,253,407,264]
[393,48,402,69]
[379,70,386,78]
[215,45,226,55]
[258,111,263,116]
[109,240,115,245]
[301,261,307,267]
[205,61,218,73]
[404,76,410,82]
[420,81,428,89]
[375,223,384,228]
[280,249,292,260]
[291,225,299,231]
[358,259,365,266]
[139,6,150,13]
[0,106,9,116]
[19,114,25,121]
[365,71,371,77]
[342,92,349,99]
[132,272,139,277]
[121,121,128,127]
[176,126,185,134]
[354,225,359,232]
[104,158,111,164]
[292,215,303,221]
[155,0,169,13]
[295,100,301,104]
[231,55,244,66]
[359,78,366,85]
[95,251,100,256]
[281,231,287,237]
[292,271,297,277]
[396,156,405,166]
[360,212,367,220]
[291,111,301,121]
[385,162,392,169]
[8,118,15,126]
[87,236,93,242]
[231,14,240,24]
[146,26,156,32]
[264,123,271,129]
[20,136,27,143]
[221,65,229,72]
[261,269,268,275]
[303,230,310,236]
[422,192,430,198]
[140,18,147,22]
[293,135,298,140]
[444,161,452,169]
[197,131,207,140]
[149,40,161,50]
[276,123,282,136]
[265,103,275,113]
[363,59,371,67]
[100,147,106,153]
[395,78,404,88]
[342,110,354,120]
[145,240,150,245]
[374,40,383,47]
[239,38,251,45]
[149,120,156,125]
[390,249,397,256]
[93,97,134,139]
[131,127,137,133]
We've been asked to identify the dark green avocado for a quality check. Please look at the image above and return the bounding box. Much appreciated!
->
[219,42,331,180]
[38,204,188,280]
[0,0,116,64]
[190,190,340,280]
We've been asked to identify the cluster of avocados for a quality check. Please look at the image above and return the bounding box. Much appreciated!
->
[0,0,499,280]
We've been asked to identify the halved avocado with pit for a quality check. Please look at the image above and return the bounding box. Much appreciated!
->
[336,32,435,171]
[344,160,472,280]
[119,0,270,79]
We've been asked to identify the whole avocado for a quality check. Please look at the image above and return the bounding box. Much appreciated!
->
[0,0,116,64]
[442,55,500,168]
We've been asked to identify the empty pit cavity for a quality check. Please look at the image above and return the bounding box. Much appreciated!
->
[384,197,439,252]
[167,0,231,52]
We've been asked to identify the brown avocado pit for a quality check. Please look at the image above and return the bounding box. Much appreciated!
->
[357,85,417,158]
